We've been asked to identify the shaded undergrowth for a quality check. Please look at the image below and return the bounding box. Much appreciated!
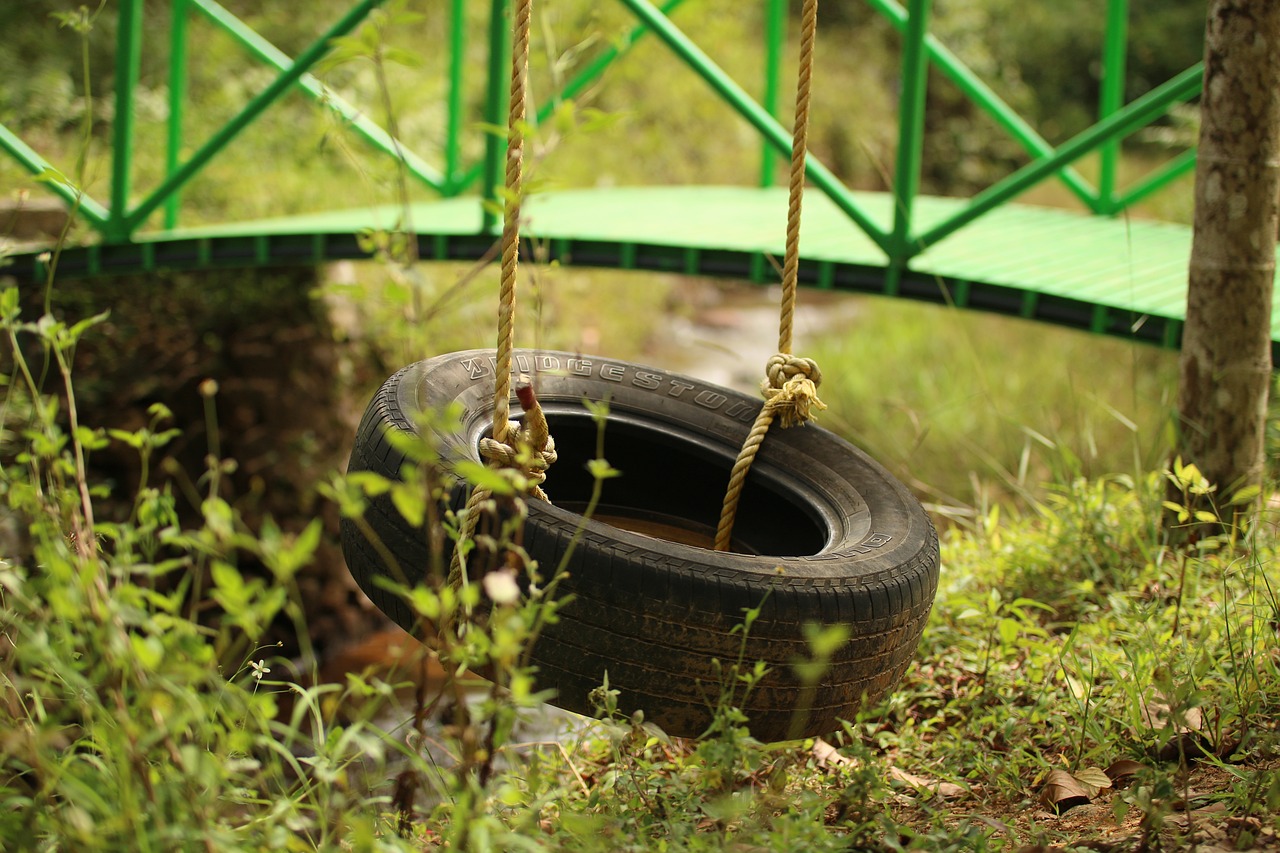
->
[1,282,1277,850]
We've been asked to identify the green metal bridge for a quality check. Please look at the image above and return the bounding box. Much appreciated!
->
[2,0,1272,358]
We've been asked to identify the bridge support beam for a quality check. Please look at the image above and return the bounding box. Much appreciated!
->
[886,0,932,295]
[481,0,513,234]
[1097,0,1130,214]
[107,0,144,242]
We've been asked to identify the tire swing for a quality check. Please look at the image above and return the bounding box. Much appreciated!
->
[340,0,939,742]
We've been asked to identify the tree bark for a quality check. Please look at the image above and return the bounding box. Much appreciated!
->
[1175,0,1279,519]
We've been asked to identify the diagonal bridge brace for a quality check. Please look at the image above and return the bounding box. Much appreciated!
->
[911,63,1204,254]
[866,0,1098,211]
[615,0,894,257]
[0,124,111,231]
[184,0,446,196]
[119,0,387,239]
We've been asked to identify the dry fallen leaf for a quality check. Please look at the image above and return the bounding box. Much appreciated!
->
[1104,758,1146,784]
[1141,698,1204,733]
[810,738,847,769]
[1039,769,1092,815]
[1142,695,1214,762]
[888,766,967,800]
[810,739,964,800]
[1163,801,1228,829]
[1071,766,1113,797]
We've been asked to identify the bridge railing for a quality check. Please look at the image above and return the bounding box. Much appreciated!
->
[0,0,1202,277]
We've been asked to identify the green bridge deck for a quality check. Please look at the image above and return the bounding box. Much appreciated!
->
[10,185,1278,360]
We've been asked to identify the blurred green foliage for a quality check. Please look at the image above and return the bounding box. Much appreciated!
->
[1,0,1206,214]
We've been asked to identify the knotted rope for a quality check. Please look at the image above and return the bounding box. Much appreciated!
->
[714,0,826,552]
[762,353,826,428]
[447,0,555,591]
[478,395,557,502]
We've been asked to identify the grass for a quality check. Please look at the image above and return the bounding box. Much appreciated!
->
[808,296,1182,514]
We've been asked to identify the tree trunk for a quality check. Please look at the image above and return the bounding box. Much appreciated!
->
[1174,0,1279,522]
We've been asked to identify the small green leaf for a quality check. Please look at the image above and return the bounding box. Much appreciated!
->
[348,471,391,497]
[152,428,183,448]
[454,460,516,495]
[578,107,626,133]
[586,458,621,480]
[73,425,108,451]
[33,166,71,186]
[1229,484,1261,506]
[1008,597,1056,613]
[582,398,611,423]
[50,8,93,33]
[382,46,423,68]
[792,660,826,683]
[0,285,20,321]
[266,518,323,581]
[387,7,426,27]
[211,560,244,596]
[203,497,235,539]
[802,622,851,659]
[552,100,577,135]
[129,634,164,671]
[409,586,442,622]
[68,310,110,342]
[390,482,426,527]
[147,401,174,421]
[108,429,144,447]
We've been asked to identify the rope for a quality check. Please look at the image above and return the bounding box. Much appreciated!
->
[714,0,826,552]
[448,0,555,593]
[777,0,818,357]
[493,0,534,445]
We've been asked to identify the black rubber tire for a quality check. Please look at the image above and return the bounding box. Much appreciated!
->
[341,348,939,741]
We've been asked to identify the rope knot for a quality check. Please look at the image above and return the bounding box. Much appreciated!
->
[760,353,827,428]
[478,381,557,500]
[478,430,557,498]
